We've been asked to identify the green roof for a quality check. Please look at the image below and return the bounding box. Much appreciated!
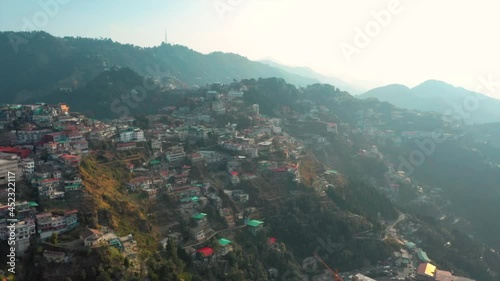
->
[405,241,416,249]
[28,202,39,207]
[218,238,232,246]
[150,160,161,165]
[192,213,207,220]
[325,170,338,174]
[180,196,200,203]
[417,250,431,262]
[247,220,264,227]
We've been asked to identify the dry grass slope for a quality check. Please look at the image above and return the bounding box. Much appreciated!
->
[79,156,158,253]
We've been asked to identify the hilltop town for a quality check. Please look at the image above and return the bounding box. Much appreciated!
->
[0,79,497,281]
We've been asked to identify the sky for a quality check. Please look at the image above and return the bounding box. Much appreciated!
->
[1,0,500,95]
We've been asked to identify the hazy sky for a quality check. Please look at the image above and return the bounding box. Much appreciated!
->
[1,0,500,94]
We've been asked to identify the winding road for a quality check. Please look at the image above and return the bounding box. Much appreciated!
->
[383,210,405,240]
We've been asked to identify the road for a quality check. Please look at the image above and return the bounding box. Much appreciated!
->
[384,210,405,240]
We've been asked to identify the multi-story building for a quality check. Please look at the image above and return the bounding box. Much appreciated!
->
[14,221,31,256]
[252,104,260,115]
[228,89,244,99]
[206,90,220,100]
[0,155,19,185]
[15,129,52,144]
[36,213,53,232]
[64,210,79,229]
[119,130,134,142]
[119,128,145,142]
[151,139,162,151]
[166,145,186,162]
[190,226,206,241]
[21,158,35,177]
[51,215,66,230]
[245,147,259,158]
[133,129,145,141]
[199,151,224,164]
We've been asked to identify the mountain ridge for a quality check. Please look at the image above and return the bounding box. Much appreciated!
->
[359,79,500,124]
[259,58,362,94]
[0,31,328,103]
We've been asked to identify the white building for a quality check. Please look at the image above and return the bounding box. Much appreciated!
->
[228,89,244,99]
[133,129,145,141]
[252,104,259,115]
[199,151,224,164]
[15,221,31,256]
[21,158,35,177]
[166,145,186,162]
[206,90,220,100]
[151,139,162,151]
[119,128,145,142]
[120,130,134,142]
[245,147,259,158]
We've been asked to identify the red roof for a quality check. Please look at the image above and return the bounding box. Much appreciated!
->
[268,237,277,245]
[117,142,136,147]
[60,154,80,160]
[0,146,31,158]
[230,171,239,176]
[272,167,287,173]
[89,228,101,235]
[64,210,78,215]
[435,270,454,281]
[196,247,214,257]
[41,178,59,183]
[36,213,52,218]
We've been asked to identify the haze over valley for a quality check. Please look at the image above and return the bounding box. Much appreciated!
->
[1,1,500,281]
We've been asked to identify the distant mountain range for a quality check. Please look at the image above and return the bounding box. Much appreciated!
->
[359,79,500,124]
[0,31,357,104]
[258,59,364,94]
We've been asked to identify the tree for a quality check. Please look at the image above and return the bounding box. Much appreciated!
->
[50,232,58,245]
